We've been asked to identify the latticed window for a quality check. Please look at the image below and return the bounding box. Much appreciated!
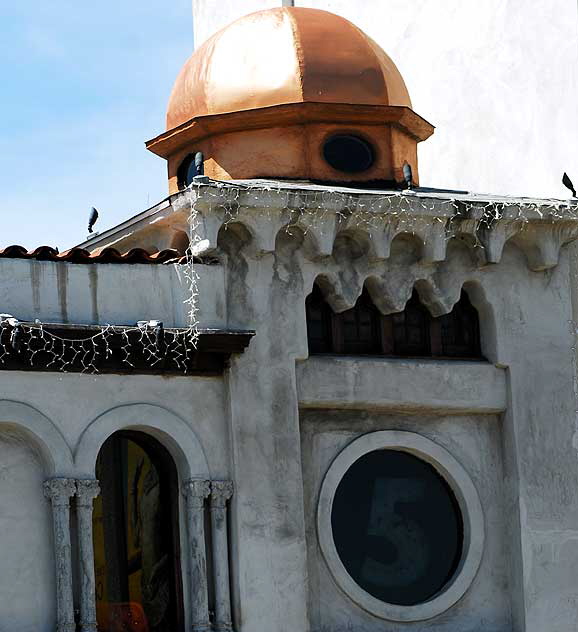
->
[306,284,482,359]
[391,290,431,356]
[339,289,382,355]
[437,290,481,358]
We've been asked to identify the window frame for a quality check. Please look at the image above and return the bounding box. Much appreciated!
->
[317,431,485,622]
[305,285,483,361]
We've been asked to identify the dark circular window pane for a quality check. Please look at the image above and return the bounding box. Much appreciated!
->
[331,450,463,606]
[323,135,375,173]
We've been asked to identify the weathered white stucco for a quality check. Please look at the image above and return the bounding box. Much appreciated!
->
[0,434,55,632]
[1,181,578,631]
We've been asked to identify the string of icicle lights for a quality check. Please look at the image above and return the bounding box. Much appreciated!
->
[0,188,206,375]
[183,178,578,259]
[0,320,199,374]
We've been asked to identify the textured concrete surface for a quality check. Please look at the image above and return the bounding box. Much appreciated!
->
[1,182,578,630]
[296,356,507,413]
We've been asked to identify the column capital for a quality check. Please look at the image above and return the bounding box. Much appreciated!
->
[183,478,211,506]
[76,479,100,506]
[44,478,76,505]
[211,480,234,508]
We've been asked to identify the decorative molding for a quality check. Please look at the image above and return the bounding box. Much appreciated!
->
[210,480,234,508]
[75,403,211,481]
[76,479,100,505]
[82,181,578,275]
[175,185,578,274]
[43,477,76,505]
[510,221,578,271]
[146,102,434,158]
[183,478,212,507]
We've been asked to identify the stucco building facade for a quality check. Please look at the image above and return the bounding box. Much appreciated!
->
[1,5,578,632]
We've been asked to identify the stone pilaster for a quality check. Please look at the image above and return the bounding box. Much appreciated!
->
[43,478,77,632]
[210,481,234,632]
[183,479,211,632]
[76,479,101,632]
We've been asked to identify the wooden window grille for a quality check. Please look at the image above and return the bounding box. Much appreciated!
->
[306,284,482,360]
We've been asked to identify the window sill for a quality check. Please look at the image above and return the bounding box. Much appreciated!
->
[296,356,506,415]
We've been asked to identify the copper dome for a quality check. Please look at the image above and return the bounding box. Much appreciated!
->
[167,7,412,130]
[148,7,433,191]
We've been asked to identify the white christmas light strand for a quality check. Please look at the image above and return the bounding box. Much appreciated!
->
[182,187,202,347]
[0,321,198,374]
[185,179,578,256]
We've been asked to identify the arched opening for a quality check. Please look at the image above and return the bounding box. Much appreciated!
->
[93,431,184,632]
[306,283,483,360]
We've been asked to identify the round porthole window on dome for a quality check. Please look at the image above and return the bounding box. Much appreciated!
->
[323,134,375,174]
[331,449,463,607]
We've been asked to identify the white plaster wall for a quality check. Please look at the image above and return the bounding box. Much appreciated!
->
[0,374,229,479]
[0,258,226,329]
[0,432,55,632]
[216,205,578,632]
[191,0,578,199]
[0,373,228,632]
[2,185,578,631]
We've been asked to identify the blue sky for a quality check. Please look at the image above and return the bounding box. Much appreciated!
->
[0,2,194,249]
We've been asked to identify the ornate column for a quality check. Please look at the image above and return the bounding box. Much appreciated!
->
[210,481,234,632]
[183,479,211,632]
[43,478,77,632]
[76,479,101,632]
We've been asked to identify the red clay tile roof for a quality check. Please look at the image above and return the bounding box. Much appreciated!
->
[0,246,188,264]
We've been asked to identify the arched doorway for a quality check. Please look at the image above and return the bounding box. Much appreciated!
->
[93,431,184,632]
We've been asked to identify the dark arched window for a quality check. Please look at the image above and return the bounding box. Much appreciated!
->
[435,290,481,358]
[340,288,382,355]
[93,431,184,631]
[391,290,431,357]
[306,284,482,360]
[306,285,382,355]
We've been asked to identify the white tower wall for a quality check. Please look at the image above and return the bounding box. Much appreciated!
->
[192,0,578,199]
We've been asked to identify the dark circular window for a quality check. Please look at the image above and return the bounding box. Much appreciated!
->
[331,449,463,606]
[323,135,375,173]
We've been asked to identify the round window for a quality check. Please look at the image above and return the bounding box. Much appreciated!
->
[323,135,375,173]
[317,431,484,622]
[331,450,462,607]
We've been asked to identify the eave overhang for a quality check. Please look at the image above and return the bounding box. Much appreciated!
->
[146,102,435,159]
[0,323,254,376]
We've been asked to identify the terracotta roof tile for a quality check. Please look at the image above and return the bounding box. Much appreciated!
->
[0,245,186,264]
